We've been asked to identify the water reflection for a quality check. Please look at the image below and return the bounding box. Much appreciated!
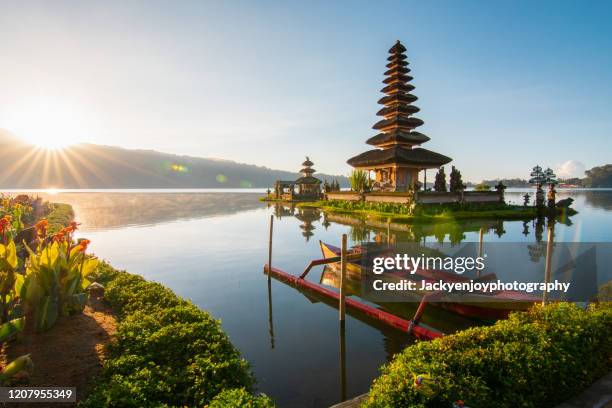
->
[31,192,264,230]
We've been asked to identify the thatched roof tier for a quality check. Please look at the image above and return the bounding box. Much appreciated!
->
[387,53,407,62]
[300,167,315,174]
[386,60,408,69]
[373,116,424,131]
[378,93,418,106]
[295,176,321,185]
[382,74,413,85]
[389,41,407,53]
[381,83,415,94]
[347,146,451,168]
[376,105,420,117]
[384,66,411,76]
[366,130,430,146]
[302,158,313,166]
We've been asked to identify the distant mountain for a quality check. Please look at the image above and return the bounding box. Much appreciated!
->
[0,130,347,189]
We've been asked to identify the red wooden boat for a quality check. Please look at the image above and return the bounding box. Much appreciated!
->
[319,241,539,320]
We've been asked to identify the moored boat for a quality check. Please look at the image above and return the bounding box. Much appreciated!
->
[319,241,539,320]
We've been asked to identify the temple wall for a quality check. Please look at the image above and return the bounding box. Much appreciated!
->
[462,191,501,203]
[365,195,412,204]
[327,192,362,201]
[416,192,461,204]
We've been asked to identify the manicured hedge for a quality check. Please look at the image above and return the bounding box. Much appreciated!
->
[363,303,612,408]
[82,263,273,407]
[209,388,275,407]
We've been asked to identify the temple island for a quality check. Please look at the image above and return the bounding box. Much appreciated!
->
[266,41,575,221]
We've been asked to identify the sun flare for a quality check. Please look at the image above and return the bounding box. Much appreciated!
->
[2,97,91,150]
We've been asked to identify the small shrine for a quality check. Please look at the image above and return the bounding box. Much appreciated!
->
[273,157,322,201]
[347,41,452,191]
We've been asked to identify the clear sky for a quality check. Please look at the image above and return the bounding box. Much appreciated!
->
[0,0,610,182]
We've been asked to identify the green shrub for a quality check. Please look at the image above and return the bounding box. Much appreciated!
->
[46,203,74,234]
[208,388,275,408]
[363,303,612,408]
[82,263,266,407]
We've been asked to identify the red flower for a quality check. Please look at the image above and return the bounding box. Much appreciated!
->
[35,219,48,237]
[74,239,90,253]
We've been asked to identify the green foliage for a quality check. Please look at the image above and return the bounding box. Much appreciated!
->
[364,303,612,408]
[45,203,74,234]
[22,239,97,331]
[348,170,370,192]
[209,388,275,408]
[583,164,612,187]
[0,239,22,323]
[82,263,265,407]
[0,354,33,384]
[449,166,465,192]
[473,182,491,191]
[433,167,447,192]
[326,200,412,215]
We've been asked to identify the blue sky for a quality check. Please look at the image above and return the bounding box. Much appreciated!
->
[0,0,610,181]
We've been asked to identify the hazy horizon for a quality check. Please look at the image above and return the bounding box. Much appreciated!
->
[1,1,611,182]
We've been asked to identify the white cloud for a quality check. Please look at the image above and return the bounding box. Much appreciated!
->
[555,160,585,179]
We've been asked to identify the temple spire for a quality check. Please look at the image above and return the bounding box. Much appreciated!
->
[347,40,452,192]
[370,40,426,144]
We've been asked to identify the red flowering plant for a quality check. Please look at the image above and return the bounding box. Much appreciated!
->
[22,220,97,331]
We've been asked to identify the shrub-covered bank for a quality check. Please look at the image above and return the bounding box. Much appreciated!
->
[364,303,612,408]
[299,200,540,222]
[82,263,274,407]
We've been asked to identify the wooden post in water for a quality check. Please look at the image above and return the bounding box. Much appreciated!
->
[339,234,347,325]
[268,215,273,276]
[542,226,554,305]
[339,323,347,402]
[477,227,484,278]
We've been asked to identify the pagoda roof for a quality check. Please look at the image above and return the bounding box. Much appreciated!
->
[347,146,451,168]
[378,93,418,105]
[373,116,424,131]
[386,60,408,69]
[295,176,321,185]
[389,41,407,53]
[376,104,420,117]
[384,66,411,76]
[381,83,415,94]
[383,74,413,84]
[387,53,407,61]
[366,130,430,146]
[302,158,314,166]
[300,167,315,174]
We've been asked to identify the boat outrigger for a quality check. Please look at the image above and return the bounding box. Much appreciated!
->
[319,241,539,320]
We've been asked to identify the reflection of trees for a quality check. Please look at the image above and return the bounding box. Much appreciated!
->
[326,212,507,244]
[272,203,295,219]
[583,190,612,211]
[350,225,371,243]
[35,192,264,231]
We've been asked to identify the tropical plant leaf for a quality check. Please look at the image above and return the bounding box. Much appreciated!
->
[35,295,58,331]
[5,241,17,269]
[0,317,25,342]
[0,354,32,383]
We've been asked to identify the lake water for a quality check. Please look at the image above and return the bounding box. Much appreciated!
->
[6,189,611,407]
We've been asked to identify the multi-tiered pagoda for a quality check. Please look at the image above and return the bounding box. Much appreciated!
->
[347,41,452,191]
[295,157,321,196]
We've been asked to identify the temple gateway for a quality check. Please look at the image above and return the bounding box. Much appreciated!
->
[347,41,452,192]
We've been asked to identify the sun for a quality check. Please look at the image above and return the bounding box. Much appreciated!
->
[2,97,90,149]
